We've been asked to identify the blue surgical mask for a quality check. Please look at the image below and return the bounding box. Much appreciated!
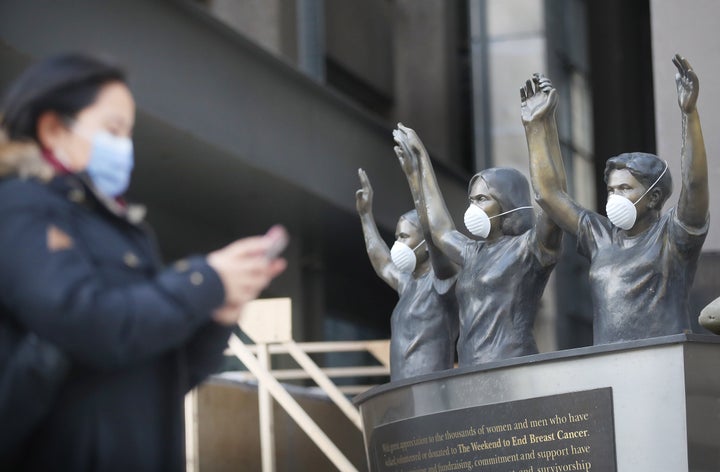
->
[84,131,134,198]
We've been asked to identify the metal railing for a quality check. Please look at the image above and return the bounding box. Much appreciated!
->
[186,298,390,472]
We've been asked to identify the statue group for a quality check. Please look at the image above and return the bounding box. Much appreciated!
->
[357,54,710,381]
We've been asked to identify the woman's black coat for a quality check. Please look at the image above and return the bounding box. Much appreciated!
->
[0,145,231,471]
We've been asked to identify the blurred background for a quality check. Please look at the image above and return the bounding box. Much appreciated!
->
[1,0,719,357]
[4,1,720,470]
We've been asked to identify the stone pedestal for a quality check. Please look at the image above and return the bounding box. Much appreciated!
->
[354,334,720,472]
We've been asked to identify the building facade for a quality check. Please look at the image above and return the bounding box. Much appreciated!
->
[1,0,718,361]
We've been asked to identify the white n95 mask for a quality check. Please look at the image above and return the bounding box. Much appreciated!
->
[464,205,533,238]
[464,205,491,239]
[390,240,425,273]
[605,161,668,230]
[605,195,637,230]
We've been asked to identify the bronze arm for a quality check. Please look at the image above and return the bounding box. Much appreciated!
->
[522,75,584,236]
[673,54,709,229]
[356,168,400,290]
[394,135,459,280]
[394,124,467,266]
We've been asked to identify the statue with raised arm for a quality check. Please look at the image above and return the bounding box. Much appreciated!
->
[393,123,562,367]
[522,54,709,344]
[356,169,458,381]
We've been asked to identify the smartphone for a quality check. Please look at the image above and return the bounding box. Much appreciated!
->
[264,224,289,259]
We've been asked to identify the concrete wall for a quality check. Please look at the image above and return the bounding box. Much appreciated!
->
[478,0,558,352]
[392,0,466,169]
[650,0,720,324]
[650,0,720,252]
[325,0,393,99]
[205,0,298,64]
[485,0,546,173]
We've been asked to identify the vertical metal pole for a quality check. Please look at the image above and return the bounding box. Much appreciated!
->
[297,0,325,81]
[258,344,276,472]
[469,0,492,171]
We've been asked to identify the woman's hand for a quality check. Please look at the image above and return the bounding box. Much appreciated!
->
[207,230,288,326]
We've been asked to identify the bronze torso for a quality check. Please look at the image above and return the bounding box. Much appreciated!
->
[390,270,458,381]
[455,229,556,366]
[578,208,707,344]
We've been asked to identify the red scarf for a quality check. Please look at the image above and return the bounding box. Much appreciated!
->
[41,148,70,175]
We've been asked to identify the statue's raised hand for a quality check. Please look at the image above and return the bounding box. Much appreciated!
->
[520,74,557,125]
[393,126,419,178]
[673,54,698,114]
[356,168,374,215]
[393,123,428,170]
[393,143,417,178]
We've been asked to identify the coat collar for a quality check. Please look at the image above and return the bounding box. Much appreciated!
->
[0,135,146,225]
[49,173,147,225]
[0,135,54,181]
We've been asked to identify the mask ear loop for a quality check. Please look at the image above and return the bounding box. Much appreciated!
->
[631,160,669,207]
[412,239,426,253]
[487,205,534,221]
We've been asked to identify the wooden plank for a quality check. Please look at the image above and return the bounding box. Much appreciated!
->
[239,298,292,343]
[184,390,199,472]
[225,340,391,355]
[228,335,358,472]
[284,341,362,430]
[257,344,276,472]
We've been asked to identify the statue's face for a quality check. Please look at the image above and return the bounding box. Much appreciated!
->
[469,178,501,218]
[607,169,647,205]
[395,217,428,266]
[395,218,423,249]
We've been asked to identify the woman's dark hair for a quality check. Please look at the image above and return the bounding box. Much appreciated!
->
[604,152,672,208]
[1,53,126,142]
[468,167,534,236]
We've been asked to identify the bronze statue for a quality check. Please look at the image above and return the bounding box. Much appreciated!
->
[521,54,708,344]
[699,297,720,334]
[393,124,562,366]
[356,169,458,381]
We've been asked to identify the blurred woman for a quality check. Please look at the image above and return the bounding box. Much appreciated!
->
[0,53,286,470]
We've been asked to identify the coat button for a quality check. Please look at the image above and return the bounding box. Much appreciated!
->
[68,188,85,203]
[123,252,140,268]
[190,272,204,286]
[174,260,190,272]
